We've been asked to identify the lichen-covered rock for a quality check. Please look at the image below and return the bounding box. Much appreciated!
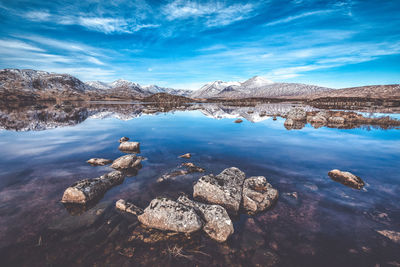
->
[177,195,234,242]
[284,118,294,126]
[287,107,306,121]
[242,176,278,214]
[193,167,246,214]
[179,153,191,159]
[328,169,365,189]
[138,198,203,233]
[86,158,112,166]
[118,141,140,152]
[61,171,124,204]
[119,136,129,143]
[328,116,345,124]
[115,199,143,216]
[111,154,142,170]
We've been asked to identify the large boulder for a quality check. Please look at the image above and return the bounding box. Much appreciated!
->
[86,158,112,166]
[193,167,246,214]
[119,141,140,152]
[61,171,124,204]
[286,107,306,121]
[242,176,278,215]
[111,154,142,170]
[328,169,365,189]
[138,198,203,233]
[177,195,234,242]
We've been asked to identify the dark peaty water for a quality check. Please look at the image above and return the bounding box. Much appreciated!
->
[0,103,399,266]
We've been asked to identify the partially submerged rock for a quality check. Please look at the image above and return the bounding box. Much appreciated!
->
[328,116,345,124]
[286,107,306,121]
[193,167,246,214]
[111,154,142,170]
[328,169,365,189]
[86,158,112,166]
[179,153,191,159]
[156,162,205,183]
[376,230,400,244]
[61,171,125,204]
[177,195,234,242]
[242,176,278,215]
[138,198,203,233]
[115,199,143,216]
[119,136,130,143]
[234,119,243,123]
[118,141,140,153]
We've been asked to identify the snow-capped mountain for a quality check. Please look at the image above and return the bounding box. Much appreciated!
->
[191,76,332,98]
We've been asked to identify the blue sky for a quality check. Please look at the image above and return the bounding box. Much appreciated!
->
[0,0,399,89]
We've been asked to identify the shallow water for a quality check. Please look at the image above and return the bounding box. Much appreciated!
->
[0,103,399,266]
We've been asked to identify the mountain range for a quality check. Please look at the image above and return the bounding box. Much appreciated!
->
[1,68,399,102]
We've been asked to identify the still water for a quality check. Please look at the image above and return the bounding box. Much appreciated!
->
[0,103,399,266]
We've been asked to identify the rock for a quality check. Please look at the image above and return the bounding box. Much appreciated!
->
[328,169,365,189]
[118,141,140,153]
[177,195,234,242]
[242,176,278,215]
[179,153,191,159]
[86,158,113,166]
[115,199,143,216]
[193,167,246,214]
[328,116,345,124]
[308,115,327,124]
[111,154,142,170]
[284,118,294,126]
[119,136,130,143]
[61,171,125,204]
[287,107,306,121]
[377,230,400,244]
[234,119,243,123]
[138,198,203,233]
[157,162,205,183]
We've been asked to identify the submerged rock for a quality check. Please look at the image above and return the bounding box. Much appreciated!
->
[242,176,278,215]
[119,136,130,143]
[179,153,191,159]
[111,154,142,170]
[376,230,400,244]
[86,158,112,166]
[328,169,365,189]
[61,171,125,204]
[193,167,246,214]
[118,141,140,152]
[138,198,203,233]
[115,199,143,216]
[177,195,234,242]
[156,162,205,183]
[234,119,243,123]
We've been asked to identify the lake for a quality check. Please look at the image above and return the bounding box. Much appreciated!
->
[0,102,399,266]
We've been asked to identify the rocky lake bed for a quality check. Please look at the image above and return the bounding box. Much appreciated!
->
[0,101,399,266]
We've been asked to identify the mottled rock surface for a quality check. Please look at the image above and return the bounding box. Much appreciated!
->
[115,199,143,216]
[111,154,142,170]
[328,116,345,124]
[177,195,234,242]
[119,136,129,143]
[328,169,365,189]
[193,167,246,214]
[61,171,124,204]
[138,198,203,233]
[286,107,306,121]
[86,158,112,166]
[242,176,278,214]
[118,141,140,152]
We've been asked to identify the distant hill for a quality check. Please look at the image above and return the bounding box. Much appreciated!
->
[306,84,400,99]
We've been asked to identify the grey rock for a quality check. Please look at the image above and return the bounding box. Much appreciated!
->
[61,171,125,204]
[138,198,203,233]
[286,107,306,121]
[111,154,142,170]
[119,136,130,143]
[116,199,143,216]
[118,141,140,152]
[242,176,278,214]
[328,116,345,124]
[328,169,365,189]
[284,118,294,126]
[86,158,112,166]
[177,195,234,242]
[193,167,246,214]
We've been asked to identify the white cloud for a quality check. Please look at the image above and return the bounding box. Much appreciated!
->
[162,1,257,27]
[25,11,51,21]
[0,39,45,52]
[264,10,333,26]
[78,17,131,34]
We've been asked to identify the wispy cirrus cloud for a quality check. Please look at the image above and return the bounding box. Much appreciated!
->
[264,10,334,26]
